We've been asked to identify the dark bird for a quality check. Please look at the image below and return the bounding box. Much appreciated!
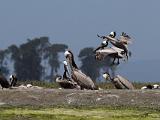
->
[0,74,17,89]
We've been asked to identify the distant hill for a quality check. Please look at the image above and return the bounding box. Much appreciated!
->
[117,60,160,82]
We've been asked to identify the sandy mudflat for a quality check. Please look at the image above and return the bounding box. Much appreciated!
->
[0,88,160,109]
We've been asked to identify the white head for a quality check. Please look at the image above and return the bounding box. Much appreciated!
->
[64,50,70,57]
[103,72,110,80]
[9,75,14,83]
[109,31,116,38]
[102,40,107,45]
[56,75,62,82]
[153,84,159,89]
[63,60,68,66]
[9,75,13,79]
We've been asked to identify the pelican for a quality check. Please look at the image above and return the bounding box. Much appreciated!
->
[97,32,132,59]
[9,75,17,87]
[93,40,108,53]
[0,74,17,89]
[56,60,80,89]
[64,50,97,90]
[94,44,125,64]
[103,72,134,89]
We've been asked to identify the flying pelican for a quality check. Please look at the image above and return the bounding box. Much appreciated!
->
[103,72,134,89]
[0,74,17,89]
[64,50,97,90]
[97,31,132,59]
[93,40,108,53]
[94,44,125,64]
[56,61,80,89]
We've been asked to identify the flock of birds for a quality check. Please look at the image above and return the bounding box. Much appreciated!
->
[0,31,159,90]
[56,31,160,90]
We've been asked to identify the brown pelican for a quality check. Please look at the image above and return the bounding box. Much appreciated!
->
[0,74,17,89]
[95,45,125,64]
[103,72,134,89]
[97,31,116,39]
[56,61,80,89]
[97,32,132,59]
[64,50,97,90]
[94,40,108,52]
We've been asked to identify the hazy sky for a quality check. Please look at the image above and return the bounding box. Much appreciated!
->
[0,0,160,62]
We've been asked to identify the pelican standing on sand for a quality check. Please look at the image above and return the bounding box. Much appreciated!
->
[103,72,134,89]
[56,61,80,89]
[64,50,97,90]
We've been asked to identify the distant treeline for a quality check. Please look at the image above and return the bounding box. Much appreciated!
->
[0,37,112,82]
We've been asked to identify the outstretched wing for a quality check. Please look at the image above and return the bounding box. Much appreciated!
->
[119,33,133,45]
[96,48,117,55]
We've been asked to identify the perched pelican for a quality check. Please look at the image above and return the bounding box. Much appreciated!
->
[0,74,17,89]
[64,50,97,90]
[9,75,17,87]
[103,72,134,89]
[56,60,80,89]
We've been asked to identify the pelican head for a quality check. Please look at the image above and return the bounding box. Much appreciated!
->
[64,50,71,58]
[109,31,116,38]
[9,75,13,81]
[55,75,62,82]
[103,72,110,80]
[102,40,108,46]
